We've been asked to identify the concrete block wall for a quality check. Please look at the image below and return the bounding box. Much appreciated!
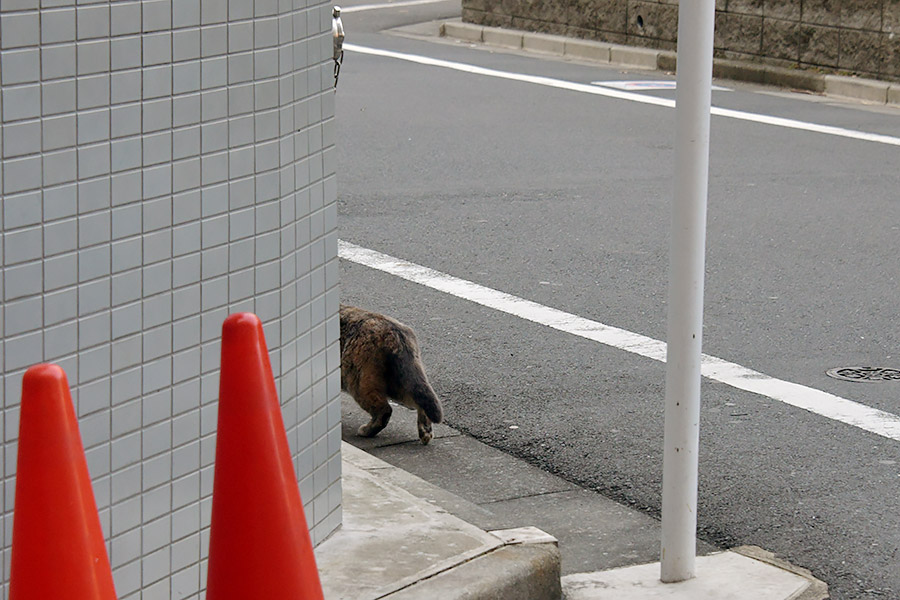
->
[461,0,900,81]
[0,0,341,597]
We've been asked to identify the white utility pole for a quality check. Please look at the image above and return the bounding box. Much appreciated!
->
[660,0,716,584]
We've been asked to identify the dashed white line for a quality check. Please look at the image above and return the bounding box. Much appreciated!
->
[344,44,900,147]
[339,240,900,442]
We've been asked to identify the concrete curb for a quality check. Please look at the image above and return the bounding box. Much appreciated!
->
[316,443,562,600]
[439,20,900,107]
[824,74,891,103]
[385,540,562,600]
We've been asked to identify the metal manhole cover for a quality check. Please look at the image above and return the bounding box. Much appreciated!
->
[826,367,900,382]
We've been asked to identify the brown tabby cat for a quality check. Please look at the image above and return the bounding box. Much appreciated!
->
[340,304,443,445]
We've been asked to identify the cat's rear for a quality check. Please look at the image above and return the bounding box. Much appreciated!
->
[340,304,443,444]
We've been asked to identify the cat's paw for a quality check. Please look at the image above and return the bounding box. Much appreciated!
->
[358,424,378,437]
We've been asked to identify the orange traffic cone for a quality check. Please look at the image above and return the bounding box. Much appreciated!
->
[206,313,324,600]
[10,363,117,600]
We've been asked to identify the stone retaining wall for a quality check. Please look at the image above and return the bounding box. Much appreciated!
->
[461,0,900,81]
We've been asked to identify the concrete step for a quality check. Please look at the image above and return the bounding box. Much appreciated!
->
[315,443,562,599]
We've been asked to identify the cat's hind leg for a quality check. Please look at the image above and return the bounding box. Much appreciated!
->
[417,409,433,445]
[355,387,392,438]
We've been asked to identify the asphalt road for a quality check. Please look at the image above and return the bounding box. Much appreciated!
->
[335,3,900,598]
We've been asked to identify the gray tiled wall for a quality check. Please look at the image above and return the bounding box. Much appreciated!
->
[0,0,341,597]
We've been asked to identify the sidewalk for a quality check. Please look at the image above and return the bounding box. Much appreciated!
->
[314,397,828,599]
[393,18,900,108]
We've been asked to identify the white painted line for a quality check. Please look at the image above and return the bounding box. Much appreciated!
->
[339,240,900,442]
[591,80,730,91]
[345,44,900,147]
[593,80,677,91]
[341,0,449,13]
[345,43,674,106]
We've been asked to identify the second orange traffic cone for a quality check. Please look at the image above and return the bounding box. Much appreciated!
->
[206,313,324,600]
[10,363,117,600]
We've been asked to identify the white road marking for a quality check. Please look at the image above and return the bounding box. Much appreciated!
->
[341,0,449,13]
[339,240,900,442]
[345,44,900,147]
[591,80,730,92]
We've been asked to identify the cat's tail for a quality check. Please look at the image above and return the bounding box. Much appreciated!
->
[408,376,443,424]
[392,335,443,424]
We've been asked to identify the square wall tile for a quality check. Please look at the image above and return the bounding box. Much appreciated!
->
[43,149,77,187]
[143,0,172,32]
[143,32,172,67]
[4,226,42,265]
[111,2,141,36]
[1,48,41,86]
[111,37,142,72]
[201,0,228,25]
[173,28,201,61]
[76,4,110,40]
[42,8,76,44]
[4,83,40,121]
[77,108,111,145]
[5,296,43,337]
[2,119,41,158]
[77,74,111,110]
[77,40,110,75]
[200,24,227,58]
[44,252,78,292]
[4,191,42,228]
[1,11,40,50]
[174,0,201,27]
[43,114,77,152]
[3,155,41,195]
[5,331,44,372]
